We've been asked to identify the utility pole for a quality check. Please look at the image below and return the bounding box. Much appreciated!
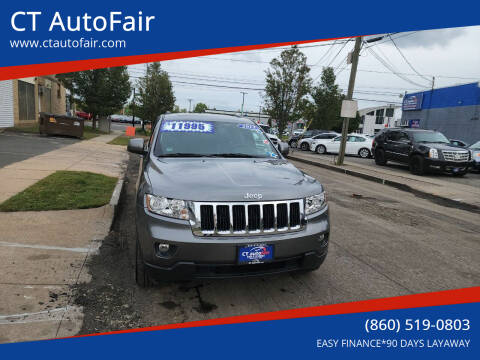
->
[131,88,136,127]
[240,92,247,116]
[187,98,193,112]
[337,36,362,166]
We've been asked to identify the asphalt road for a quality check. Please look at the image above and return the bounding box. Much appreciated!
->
[73,154,480,334]
[0,132,78,168]
[291,148,480,187]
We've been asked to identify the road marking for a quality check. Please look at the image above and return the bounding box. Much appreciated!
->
[0,241,90,254]
[0,306,81,324]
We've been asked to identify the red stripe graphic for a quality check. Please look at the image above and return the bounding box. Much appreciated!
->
[66,286,479,340]
[0,36,353,81]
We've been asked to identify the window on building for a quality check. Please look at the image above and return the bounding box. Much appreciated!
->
[375,108,385,125]
[18,80,35,121]
[385,108,394,117]
[366,111,374,116]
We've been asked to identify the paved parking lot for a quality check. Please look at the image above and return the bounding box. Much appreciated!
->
[0,132,78,168]
[290,148,480,187]
[72,154,480,335]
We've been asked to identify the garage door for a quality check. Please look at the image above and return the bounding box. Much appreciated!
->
[0,80,14,128]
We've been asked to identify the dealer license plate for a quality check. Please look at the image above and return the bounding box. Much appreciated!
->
[238,244,274,264]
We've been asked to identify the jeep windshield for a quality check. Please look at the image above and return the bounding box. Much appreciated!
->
[412,132,450,144]
[154,120,280,158]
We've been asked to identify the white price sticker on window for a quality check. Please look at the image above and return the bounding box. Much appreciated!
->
[161,121,214,133]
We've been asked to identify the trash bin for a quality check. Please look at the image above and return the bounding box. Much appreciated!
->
[39,113,84,138]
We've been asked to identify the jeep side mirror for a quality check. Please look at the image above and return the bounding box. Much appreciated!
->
[127,138,145,155]
[278,142,289,157]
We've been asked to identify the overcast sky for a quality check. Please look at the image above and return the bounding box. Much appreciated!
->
[128,25,480,114]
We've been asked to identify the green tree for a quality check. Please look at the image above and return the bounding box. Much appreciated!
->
[57,67,131,129]
[172,105,187,113]
[263,46,312,136]
[193,102,208,113]
[136,62,175,129]
[308,67,344,131]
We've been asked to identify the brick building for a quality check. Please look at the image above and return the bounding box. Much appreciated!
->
[0,76,66,128]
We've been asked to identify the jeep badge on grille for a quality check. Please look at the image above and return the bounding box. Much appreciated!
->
[244,193,263,200]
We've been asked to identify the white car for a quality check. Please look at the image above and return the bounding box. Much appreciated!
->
[298,132,339,151]
[312,134,373,158]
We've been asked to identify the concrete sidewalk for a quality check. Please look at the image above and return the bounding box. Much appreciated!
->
[289,151,480,211]
[0,134,125,203]
[0,134,128,343]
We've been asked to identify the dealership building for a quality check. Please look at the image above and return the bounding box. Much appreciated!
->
[400,82,480,144]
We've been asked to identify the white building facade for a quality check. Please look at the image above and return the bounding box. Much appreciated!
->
[357,105,402,135]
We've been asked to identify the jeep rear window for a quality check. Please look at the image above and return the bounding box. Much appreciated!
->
[412,132,449,144]
[154,120,280,158]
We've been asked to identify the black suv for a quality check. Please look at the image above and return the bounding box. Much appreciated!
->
[288,129,327,148]
[372,128,473,176]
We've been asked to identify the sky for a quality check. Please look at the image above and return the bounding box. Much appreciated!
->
[128,25,480,114]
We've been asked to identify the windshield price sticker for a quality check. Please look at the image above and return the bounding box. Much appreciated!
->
[238,123,261,132]
[161,121,214,133]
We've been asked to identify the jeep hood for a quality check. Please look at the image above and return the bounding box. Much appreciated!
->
[145,157,323,201]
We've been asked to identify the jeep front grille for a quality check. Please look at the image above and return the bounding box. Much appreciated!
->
[442,150,469,162]
[191,200,305,236]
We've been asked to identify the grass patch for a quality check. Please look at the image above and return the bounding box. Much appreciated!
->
[135,127,151,136]
[108,135,131,146]
[0,171,117,212]
[83,125,107,140]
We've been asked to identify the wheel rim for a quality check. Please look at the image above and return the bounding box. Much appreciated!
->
[301,143,308,150]
[360,149,369,158]
[291,141,297,148]
[317,146,325,154]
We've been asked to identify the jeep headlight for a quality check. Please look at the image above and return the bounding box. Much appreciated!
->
[429,148,439,159]
[146,194,189,220]
[305,192,327,215]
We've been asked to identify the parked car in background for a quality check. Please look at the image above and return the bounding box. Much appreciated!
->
[372,128,473,176]
[76,111,92,120]
[289,129,327,148]
[298,132,339,151]
[109,114,125,122]
[315,134,373,158]
[449,139,469,148]
[258,124,281,148]
[469,140,480,172]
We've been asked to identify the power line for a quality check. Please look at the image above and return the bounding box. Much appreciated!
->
[365,45,430,88]
[388,34,432,82]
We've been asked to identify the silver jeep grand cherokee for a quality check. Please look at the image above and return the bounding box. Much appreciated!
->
[128,113,330,286]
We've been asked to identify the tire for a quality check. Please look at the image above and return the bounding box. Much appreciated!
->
[374,148,387,165]
[135,238,152,288]
[289,140,297,148]
[316,145,326,154]
[358,148,371,158]
[301,142,309,151]
[409,155,426,175]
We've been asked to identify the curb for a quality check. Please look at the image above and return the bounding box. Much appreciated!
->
[288,155,480,214]
[108,179,124,230]
[88,178,125,255]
